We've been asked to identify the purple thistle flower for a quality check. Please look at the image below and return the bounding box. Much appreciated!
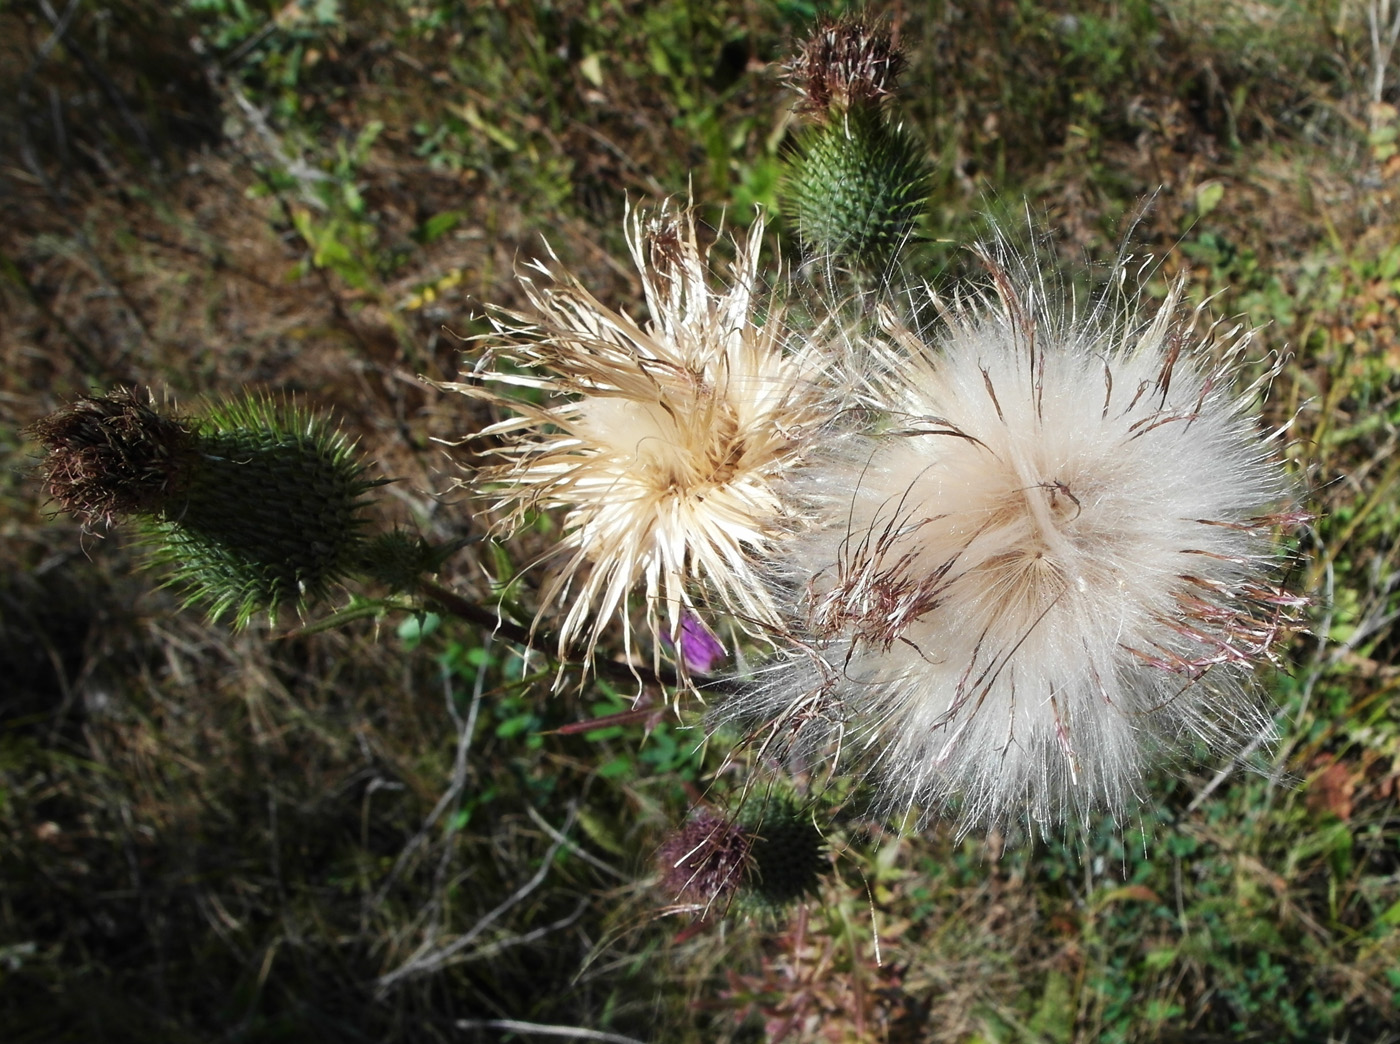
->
[678,613,727,675]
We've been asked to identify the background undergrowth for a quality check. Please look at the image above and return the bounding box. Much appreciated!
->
[3,1,1400,1041]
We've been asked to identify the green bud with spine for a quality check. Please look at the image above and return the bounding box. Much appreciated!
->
[780,16,932,275]
[150,395,382,626]
[28,389,383,628]
[358,528,460,594]
[784,107,930,275]
[739,796,827,910]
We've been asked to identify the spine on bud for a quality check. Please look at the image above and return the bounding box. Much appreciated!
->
[741,797,827,910]
[785,107,930,274]
[150,396,380,626]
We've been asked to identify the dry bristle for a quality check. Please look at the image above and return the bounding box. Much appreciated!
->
[783,16,906,117]
[25,389,195,530]
[447,201,833,677]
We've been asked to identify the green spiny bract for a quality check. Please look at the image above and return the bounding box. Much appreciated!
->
[783,107,930,275]
[358,529,451,593]
[146,395,382,628]
[740,797,827,910]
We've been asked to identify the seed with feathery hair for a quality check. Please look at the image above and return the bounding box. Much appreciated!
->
[733,241,1307,834]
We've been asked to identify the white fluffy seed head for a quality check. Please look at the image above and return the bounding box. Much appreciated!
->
[736,243,1306,834]
[447,202,832,678]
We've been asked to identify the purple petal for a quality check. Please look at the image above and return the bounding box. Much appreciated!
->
[679,613,726,674]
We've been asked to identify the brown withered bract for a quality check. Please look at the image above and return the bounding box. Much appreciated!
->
[26,389,196,530]
[657,810,753,908]
[782,16,906,118]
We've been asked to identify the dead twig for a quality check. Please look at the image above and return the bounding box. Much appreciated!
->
[374,803,580,991]
[451,1019,648,1044]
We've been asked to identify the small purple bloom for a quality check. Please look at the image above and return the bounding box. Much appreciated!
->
[665,612,726,675]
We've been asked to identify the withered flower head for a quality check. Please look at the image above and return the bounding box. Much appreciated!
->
[26,388,196,529]
[657,809,753,909]
[783,15,906,118]
[657,800,827,914]
[449,201,830,672]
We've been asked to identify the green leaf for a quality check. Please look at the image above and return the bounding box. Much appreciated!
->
[576,807,626,856]
[1194,180,1225,218]
[419,210,464,244]
[596,755,634,780]
[1377,898,1400,927]
[495,713,537,739]
[398,611,441,647]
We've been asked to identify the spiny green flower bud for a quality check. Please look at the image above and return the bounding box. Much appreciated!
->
[784,106,930,275]
[148,395,381,627]
[29,390,382,628]
[358,529,448,593]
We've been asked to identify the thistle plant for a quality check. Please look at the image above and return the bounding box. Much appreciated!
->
[28,389,383,627]
[22,12,1311,858]
[780,16,932,276]
[433,15,1308,835]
